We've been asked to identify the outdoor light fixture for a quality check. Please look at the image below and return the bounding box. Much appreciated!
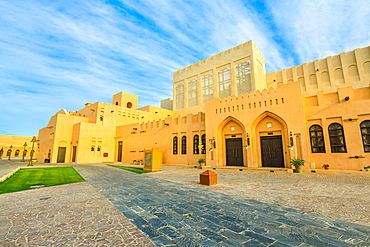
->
[28,137,37,166]
[164,123,170,126]
[209,137,215,148]
[21,142,27,163]
[288,132,294,150]
[244,133,250,149]
[133,128,137,130]
[345,96,350,101]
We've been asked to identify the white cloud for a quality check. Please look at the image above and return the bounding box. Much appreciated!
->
[267,0,370,64]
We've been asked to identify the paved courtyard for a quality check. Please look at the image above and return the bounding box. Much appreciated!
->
[0,161,369,246]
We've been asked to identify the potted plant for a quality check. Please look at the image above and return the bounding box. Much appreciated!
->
[364,165,370,171]
[322,164,330,170]
[290,157,305,173]
[198,158,206,168]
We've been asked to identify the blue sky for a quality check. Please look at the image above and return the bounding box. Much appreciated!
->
[1,0,369,136]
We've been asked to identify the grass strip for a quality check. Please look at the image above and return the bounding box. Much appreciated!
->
[108,165,153,174]
[0,167,85,194]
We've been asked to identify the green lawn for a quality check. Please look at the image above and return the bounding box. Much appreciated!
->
[0,167,86,194]
[108,165,153,174]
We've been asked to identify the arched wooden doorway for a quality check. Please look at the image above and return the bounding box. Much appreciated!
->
[252,112,289,168]
[57,141,67,163]
[217,117,247,167]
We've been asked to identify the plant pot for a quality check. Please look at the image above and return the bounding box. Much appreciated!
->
[294,166,303,173]
[324,167,329,170]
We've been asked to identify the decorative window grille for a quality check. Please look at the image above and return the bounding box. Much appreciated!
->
[193,135,199,154]
[181,136,187,154]
[218,68,231,98]
[188,79,198,107]
[309,125,326,153]
[173,137,178,154]
[328,123,347,153]
[201,134,206,154]
[202,73,214,104]
[175,83,184,110]
[360,120,370,152]
[236,61,251,95]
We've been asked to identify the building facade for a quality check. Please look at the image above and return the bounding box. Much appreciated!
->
[37,41,370,170]
[0,135,38,160]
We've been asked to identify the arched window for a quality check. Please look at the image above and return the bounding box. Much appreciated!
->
[15,150,20,157]
[181,136,187,154]
[360,120,370,152]
[173,137,178,155]
[201,134,206,154]
[309,125,325,153]
[193,135,199,154]
[328,123,347,153]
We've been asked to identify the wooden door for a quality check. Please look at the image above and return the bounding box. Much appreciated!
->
[57,147,66,163]
[117,141,123,162]
[260,136,284,167]
[72,146,77,162]
[226,138,243,166]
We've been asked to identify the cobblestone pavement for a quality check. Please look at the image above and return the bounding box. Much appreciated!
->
[75,164,370,247]
[145,166,370,227]
[0,161,155,246]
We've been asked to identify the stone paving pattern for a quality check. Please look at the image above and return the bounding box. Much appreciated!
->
[145,166,370,227]
[75,165,370,247]
[0,162,155,246]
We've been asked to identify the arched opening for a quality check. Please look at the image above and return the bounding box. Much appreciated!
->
[127,102,133,108]
[57,141,67,163]
[217,116,247,167]
[251,111,289,168]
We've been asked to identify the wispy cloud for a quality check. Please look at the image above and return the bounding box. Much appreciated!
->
[267,0,370,64]
[0,0,369,136]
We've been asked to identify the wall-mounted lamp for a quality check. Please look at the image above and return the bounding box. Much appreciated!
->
[244,133,250,149]
[131,132,137,134]
[344,96,350,101]
[155,112,158,114]
[90,109,95,112]
[133,128,137,130]
[48,126,53,129]
[111,110,114,113]
[288,132,294,150]
[209,137,215,149]
[164,123,170,126]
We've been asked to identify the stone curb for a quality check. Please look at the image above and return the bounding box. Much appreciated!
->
[0,167,20,183]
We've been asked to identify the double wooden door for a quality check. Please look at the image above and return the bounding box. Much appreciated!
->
[260,135,284,167]
[226,138,243,166]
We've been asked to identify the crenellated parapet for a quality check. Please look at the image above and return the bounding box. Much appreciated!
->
[266,45,370,96]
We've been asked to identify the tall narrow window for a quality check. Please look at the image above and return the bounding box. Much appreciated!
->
[181,136,187,154]
[309,125,325,153]
[202,73,214,104]
[328,123,347,153]
[173,137,178,154]
[236,61,251,95]
[193,135,199,154]
[201,134,206,154]
[360,120,370,152]
[175,83,184,110]
[188,79,198,107]
[218,68,231,98]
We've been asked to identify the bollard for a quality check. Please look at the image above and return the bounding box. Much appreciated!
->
[200,170,217,186]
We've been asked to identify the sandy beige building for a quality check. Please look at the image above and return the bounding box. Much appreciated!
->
[0,135,38,160]
[37,41,370,171]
